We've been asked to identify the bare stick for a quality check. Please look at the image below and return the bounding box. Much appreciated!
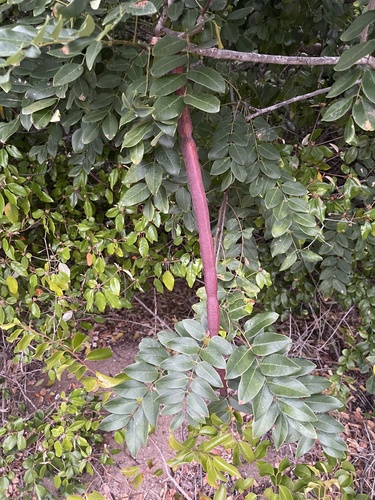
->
[133,295,173,331]
[187,45,375,68]
[150,437,194,500]
[214,191,228,265]
[246,86,332,120]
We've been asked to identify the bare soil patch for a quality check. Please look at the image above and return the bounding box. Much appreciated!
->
[1,284,374,499]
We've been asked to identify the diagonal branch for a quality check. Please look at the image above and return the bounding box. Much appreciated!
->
[246,86,332,120]
[186,45,375,68]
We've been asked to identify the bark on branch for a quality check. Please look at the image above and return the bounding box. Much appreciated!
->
[186,45,375,68]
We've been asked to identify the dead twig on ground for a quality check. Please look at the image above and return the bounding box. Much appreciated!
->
[150,437,194,500]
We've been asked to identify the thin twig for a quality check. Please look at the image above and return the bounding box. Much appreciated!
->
[246,87,332,120]
[155,0,175,36]
[214,191,228,265]
[150,437,194,500]
[133,295,173,331]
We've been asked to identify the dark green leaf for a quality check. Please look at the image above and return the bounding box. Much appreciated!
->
[120,183,151,206]
[104,397,138,415]
[268,378,310,398]
[196,361,223,387]
[150,74,186,97]
[125,362,158,383]
[187,67,226,93]
[260,354,301,377]
[238,367,265,403]
[184,94,220,113]
[253,402,279,438]
[53,63,83,86]
[126,407,148,457]
[153,35,187,57]
[151,54,187,77]
[153,96,185,121]
[322,96,353,122]
[326,68,361,98]
[341,11,375,42]
[252,332,292,356]
[335,40,375,71]
[278,398,317,422]
[244,312,279,339]
[122,122,153,148]
[305,395,342,412]
[226,346,255,379]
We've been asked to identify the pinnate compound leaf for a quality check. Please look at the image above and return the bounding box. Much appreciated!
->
[122,122,152,148]
[268,378,310,398]
[226,346,255,379]
[120,183,150,206]
[238,367,265,403]
[190,377,219,401]
[164,336,200,355]
[271,216,292,238]
[125,362,158,383]
[259,354,301,377]
[126,407,148,457]
[322,97,353,122]
[151,54,187,77]
[175,319,206,340]
[152,35,187,57]
[142,391,159,428]
[103,397,138,415]
[86,41,102,71]
[313,414,345,434]
[278,398,317,422]
[252,384,273,420]
[53,63,83,86]
[150,74,186,97]
[99,414,131,432]
[196,361,223,387]
[252,332,292,356]
[305,394,342,412]
[296,436,315,459]
[273,414,289,449]
[335,40,375,71]
[153,95,185,121]
[341,10,375,42]
[184,94,220,113]
[244,312,279,339]
[288,418,317,439]
[280,251,297,271]
[22,98,57,115]
[187,67,226,93]
[326,68,361,98]
[253,402,279,438]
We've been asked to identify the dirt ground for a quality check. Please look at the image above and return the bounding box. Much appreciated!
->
[2,283,375,499]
